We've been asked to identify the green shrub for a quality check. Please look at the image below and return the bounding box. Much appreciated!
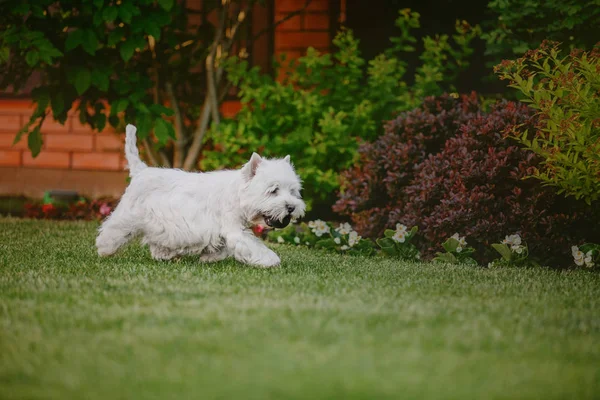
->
[202,10,479,209]
[495,41,600,204]
[483,0,600,61]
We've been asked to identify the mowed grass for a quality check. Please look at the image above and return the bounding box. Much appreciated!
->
[0,218,599,400]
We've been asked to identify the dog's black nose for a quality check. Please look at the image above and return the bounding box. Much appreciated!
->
[287,205,295,214]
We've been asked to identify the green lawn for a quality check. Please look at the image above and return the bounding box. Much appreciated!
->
[0,218,599,400]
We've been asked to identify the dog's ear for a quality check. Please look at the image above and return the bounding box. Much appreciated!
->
[284,155,291,163]
[242,152,262,180]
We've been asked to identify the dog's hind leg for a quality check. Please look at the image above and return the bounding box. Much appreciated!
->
[96,207,137,257]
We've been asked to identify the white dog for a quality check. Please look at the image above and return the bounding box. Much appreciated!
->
[95,124,305,267]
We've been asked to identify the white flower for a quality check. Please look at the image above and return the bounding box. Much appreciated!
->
[277,236,284,244]
[334,237,341,244]
[451,233,467,247]
[294,236,300,244]
[305,242,310,246]
[502,234,522,247]
[340,245,349,250]
[572,245,585,266]
[584,250,594,268]
[336,222,353,235]
[456,246,463,253]
[395,223,408,234]
[512,245,524,254]
[392,231,406,243]
[309,219,330,237]
[348,231,361,247]
[416,254,420,259]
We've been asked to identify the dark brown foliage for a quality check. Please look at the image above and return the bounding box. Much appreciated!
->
[334,93,600,266]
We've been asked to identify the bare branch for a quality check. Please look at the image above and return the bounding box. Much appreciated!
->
[182,97,211,170]
[142,138,160,167]
[166,82,185,169]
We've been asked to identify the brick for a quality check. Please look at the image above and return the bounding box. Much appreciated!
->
[277,0,329,12]
[304,12,330,30]
[45,134,94,151]
[275,31,330,50]
[72,152,121,171]
[71,116,97,134]
[220,101,242,118]
[0,113,22,132]
[95,134,124,152]
[275,50,305,62]
[0,150,22,167]
[275,13,302,31]
[43,115,72,133]
[23,151,70,169]
[0,133,28,150]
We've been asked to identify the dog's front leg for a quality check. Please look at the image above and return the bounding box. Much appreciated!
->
[225,231,280,267]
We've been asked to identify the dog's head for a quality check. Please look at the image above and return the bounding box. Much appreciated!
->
[240,153,306,229]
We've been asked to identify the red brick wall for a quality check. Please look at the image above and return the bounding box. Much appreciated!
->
[274,0,332,80]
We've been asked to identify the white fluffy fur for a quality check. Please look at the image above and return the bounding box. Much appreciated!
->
[95,124,306,267]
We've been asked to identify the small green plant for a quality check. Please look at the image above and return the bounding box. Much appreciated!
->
[571,244,600,269]
[489,234,538,268]
[495,41,600,205]
[376,224,420,261]
[433,233,477,265]
[267,220,375,256]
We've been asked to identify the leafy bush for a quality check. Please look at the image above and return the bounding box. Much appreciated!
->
[333,92,482,237]
[495,41,600,205]
[483,0,600,61]
[202,10,480,208]
[335,94,600,266]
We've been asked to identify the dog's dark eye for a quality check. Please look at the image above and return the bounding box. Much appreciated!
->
[269,187,279,195]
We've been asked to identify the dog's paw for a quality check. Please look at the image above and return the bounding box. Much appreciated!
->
[254,249,281,268]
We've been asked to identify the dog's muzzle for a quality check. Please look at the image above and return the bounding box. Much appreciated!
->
[265,214,292,229]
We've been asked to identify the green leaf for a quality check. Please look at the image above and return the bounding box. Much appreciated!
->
[95,113,107,132]
[110,98,129,115]
[492,243,512,261]
[51,92,65,116]
[81,30,99,55]
[153,118,171,145]
[315,238,336,249]
[384,229,396,238]
[93,0,104,8]
[108,29,124,46]
[433,252,457,264]
[136,114,152,139]
[0,47,10,64]
[119,38,137,62]
[157,0,174,11]
[149,103,175,117]
[28,126,43,157]
[108,115,120,128]
[91,69,110,91]
[442,237,459,253]
[65,29,83,51]
[74,68,92,95]
[25,51,39,66]
[102,7,119,22]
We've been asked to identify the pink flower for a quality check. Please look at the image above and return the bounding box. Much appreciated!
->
[99,203,112,216]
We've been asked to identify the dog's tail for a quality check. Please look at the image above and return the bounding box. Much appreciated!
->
[125,124,147,177]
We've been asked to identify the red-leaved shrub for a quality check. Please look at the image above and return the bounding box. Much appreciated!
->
[334,93,600,266]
